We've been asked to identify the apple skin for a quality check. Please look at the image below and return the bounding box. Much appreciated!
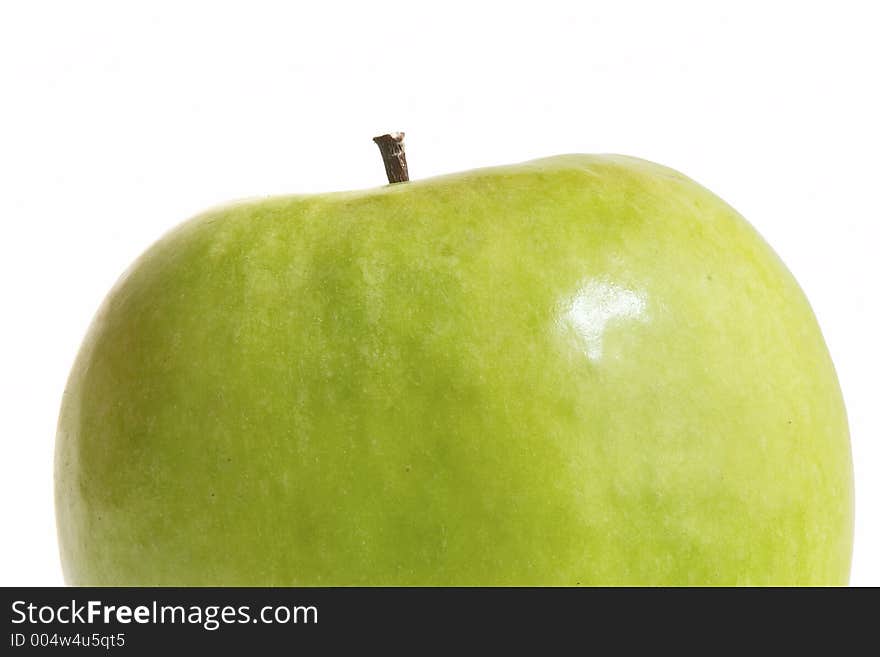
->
[55,155,853,585]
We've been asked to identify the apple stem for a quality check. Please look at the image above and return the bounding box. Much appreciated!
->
[372,132,409,184]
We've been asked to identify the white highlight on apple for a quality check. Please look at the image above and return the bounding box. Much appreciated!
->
[563,279,648,361]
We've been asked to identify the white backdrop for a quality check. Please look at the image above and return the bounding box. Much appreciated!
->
[1,1,877,585]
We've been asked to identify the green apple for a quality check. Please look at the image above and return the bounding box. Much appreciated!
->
[55,152,853,585]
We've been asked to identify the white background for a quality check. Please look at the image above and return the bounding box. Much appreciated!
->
[1,1,877,586]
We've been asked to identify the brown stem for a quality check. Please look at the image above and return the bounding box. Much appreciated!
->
[372,132,409,184]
